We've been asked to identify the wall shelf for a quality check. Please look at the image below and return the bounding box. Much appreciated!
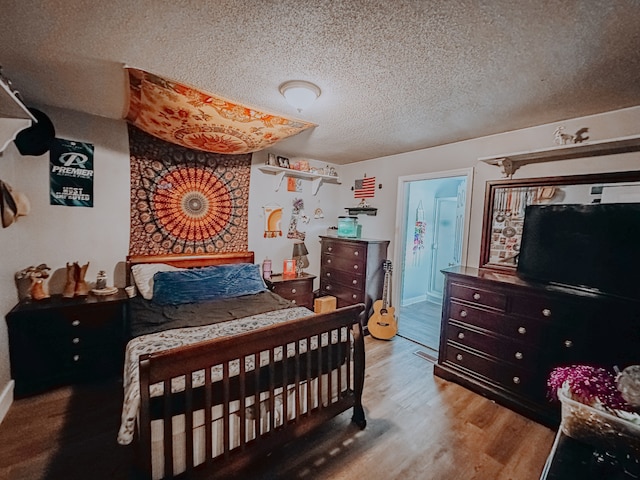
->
[479,134,640,177]
[344,207,377,216]
[258,165,341,195]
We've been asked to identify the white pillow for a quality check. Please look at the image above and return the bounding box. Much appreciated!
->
[131,263,183,300]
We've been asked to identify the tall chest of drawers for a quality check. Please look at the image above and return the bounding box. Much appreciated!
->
[6,291,128,397]
[434,266,640,426]
[319,236,390,323]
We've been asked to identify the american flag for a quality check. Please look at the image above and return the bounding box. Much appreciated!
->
[354,177,376,198]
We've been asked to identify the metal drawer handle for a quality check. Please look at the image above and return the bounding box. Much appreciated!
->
[354,251,359,256]
[515,352,523,360]
[72,320,80,327]
[326,272,331,277]
[327,259,332,264]
[460,310,468,318]
[542,308,552,317]
[352,294,357,299]
[352,279,357,285]
[325,285,332,291]
[72,337,80,344]
[513,376,521,384]
[73,355,80,362]
[291,300,297,304]
[456,354,463,361]
[291,288,297,294]
[564,340,573,348]
[328,246,332,252]
[518,326,526,335]
[457,332,465,340]
[473,292,481,300]
[353,265,358,270]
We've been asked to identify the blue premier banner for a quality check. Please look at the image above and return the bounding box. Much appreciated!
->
[50,138,94,207]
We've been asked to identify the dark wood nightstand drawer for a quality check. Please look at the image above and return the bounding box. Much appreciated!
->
[266,274,315,310]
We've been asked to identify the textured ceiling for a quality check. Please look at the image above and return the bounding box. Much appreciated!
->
[1,0,639,164]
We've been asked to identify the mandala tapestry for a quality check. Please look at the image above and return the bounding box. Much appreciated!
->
[128,125,250,255]
[126,67,316,155]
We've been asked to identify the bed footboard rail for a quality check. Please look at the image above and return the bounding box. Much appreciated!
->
[137,303,366,479]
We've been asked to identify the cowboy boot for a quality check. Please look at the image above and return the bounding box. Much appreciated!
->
[62,262,76,298]
[74,262,90,296]
[30,277,50,301]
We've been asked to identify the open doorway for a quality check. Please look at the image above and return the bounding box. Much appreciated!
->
[394,169,473,352]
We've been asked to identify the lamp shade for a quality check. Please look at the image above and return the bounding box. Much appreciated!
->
[292,242,308,258]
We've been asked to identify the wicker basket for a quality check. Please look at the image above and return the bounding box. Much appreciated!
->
[559,389,640,459]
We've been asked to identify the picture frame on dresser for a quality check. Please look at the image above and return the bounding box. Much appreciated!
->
[479,170,640,272]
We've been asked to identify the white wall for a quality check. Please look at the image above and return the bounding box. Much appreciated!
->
[0,104,638,421]
[337,106,640,278]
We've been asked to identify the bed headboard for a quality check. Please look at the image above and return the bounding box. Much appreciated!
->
[126,252,255,285]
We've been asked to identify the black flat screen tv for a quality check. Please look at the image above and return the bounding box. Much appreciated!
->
[516,203,640,298]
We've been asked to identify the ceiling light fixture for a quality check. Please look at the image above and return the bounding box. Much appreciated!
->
[279,80,321,113]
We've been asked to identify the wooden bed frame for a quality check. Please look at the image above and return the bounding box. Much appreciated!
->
[126,253,367,479]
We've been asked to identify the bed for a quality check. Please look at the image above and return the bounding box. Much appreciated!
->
[117,252,367,479]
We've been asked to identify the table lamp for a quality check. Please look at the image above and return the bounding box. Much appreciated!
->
[292,241,309,276]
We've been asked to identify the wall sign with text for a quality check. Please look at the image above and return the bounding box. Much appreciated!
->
[49,138,94,207]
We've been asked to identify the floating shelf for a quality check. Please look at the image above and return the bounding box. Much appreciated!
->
[258,165,341,195]
[345,207,378,216]
[479,134,640,177]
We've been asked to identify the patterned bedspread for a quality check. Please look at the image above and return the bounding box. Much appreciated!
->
[117,306,315,445]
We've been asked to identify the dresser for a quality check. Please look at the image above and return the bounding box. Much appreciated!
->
[318,236,390,323]
[265,273,316,310]
[6,291,128,397]
[434,266,640,426]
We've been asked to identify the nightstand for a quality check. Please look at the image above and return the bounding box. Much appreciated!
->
[6,290,128,397]
[266,273,316,310]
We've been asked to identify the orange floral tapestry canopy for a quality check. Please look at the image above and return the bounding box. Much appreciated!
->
[125,68,316,155]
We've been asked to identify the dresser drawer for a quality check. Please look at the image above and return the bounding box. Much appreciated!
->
[449,282,507,311]
[510,293,603,324]
[321,254,365,274]
[320,281,364,305]
[320,267,364,290]
[446,321,539,368]
[444,343,539,398]
[322,239,367,259]
[448,300,545,343]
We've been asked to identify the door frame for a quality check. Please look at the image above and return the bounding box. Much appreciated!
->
[393,168,474,311]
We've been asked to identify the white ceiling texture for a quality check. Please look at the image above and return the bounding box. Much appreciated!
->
[1,0,639,164]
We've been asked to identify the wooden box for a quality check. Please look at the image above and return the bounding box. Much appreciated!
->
[314,295,336,313]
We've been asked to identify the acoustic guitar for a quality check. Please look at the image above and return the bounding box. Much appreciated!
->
[368,260,397,340]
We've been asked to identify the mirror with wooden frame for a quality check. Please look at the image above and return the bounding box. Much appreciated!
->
[479,170,640,272]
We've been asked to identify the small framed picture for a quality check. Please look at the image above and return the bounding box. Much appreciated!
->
[277,156,290,168]
[283,259,296,277]
[267,153,277,166]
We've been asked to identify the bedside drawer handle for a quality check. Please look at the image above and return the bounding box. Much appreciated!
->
[72,320,80,327]
[73,355,80,362]
[327,259,332,264]
[352,279,357,285]
[473,292,481,300]
[353,251,359,256]
[515,352,523,360]
[456,354,463,361]
[326,272,331,277]
[459,310,468,318]
[328,246,333,252]
[352,294,357,300]
[353,265,359,270]
[457,332,465,340]
[291,300,297,305]
[325,285,332,291]
[564,340,573,348]
[291,288,297,294]
[512,376,521,384]
[518,326,527,335]
[72,337,80,344]
[542,308,552,317]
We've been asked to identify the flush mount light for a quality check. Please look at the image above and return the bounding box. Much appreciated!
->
[279,80,321,113]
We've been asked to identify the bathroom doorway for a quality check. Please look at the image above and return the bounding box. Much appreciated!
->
[394,169,473,352]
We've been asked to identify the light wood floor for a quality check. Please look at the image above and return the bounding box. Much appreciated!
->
[0,335,556,480]
[398,300,443,352]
